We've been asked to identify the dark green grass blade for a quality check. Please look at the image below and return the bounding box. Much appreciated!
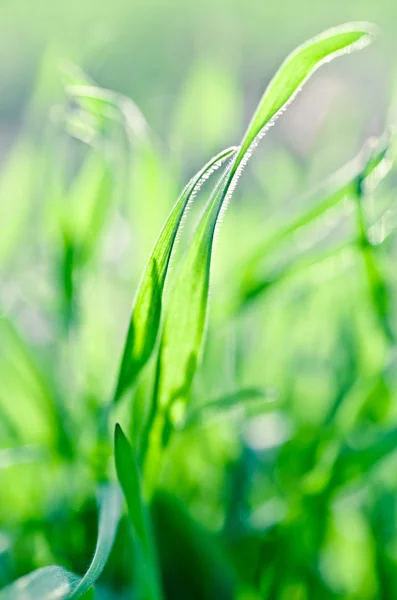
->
[112,146,236,403]
[114,424,163,600]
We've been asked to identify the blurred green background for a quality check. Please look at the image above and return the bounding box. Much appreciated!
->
[2,1,397,599]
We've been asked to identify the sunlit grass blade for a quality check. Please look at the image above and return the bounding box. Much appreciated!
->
[112,146,236,403]
[151,22,376,426]
[114,424,163,600]
[234,22,377,166]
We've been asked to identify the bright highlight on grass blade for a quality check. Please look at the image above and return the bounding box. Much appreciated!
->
[112,146,236,403]
[235,22,378,166]
[151,22,377,425]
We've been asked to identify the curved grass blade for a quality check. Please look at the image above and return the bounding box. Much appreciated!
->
[0,485,121,600]
[114,424,163,600]
[152,22,377,420]
[234,22,377,168]
[68,484,122,599]
[112,146,236,403]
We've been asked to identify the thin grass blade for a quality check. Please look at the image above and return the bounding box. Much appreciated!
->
[69,484,122,599]
[0,485,121,599]
[114,424,163,600]
[112,146,236,402]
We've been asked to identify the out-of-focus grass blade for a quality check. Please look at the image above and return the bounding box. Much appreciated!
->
[68,484,122,599]
[0,140,37,267]
[61,152,114,267]
[152,23,376,425]
[151,492,236,600]
[112,146,236,403]
[57,152,114,330]
[62,63,149,142]
[245,134,390,274]
[237,134,391,310]
[334,426,397,487]
[0,566,79,600]
[0,485,121,599]
[114,424,163,600]
[0,446,45,469]
[182,387,278,429]
[240,240,355,307]
[354,173,394,344]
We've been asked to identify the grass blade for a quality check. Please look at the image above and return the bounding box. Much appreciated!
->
[235,22,377,166]
[112,146,236,403]
[69,484,122,599]
[152,22,376,423]
[0,567,79,600]
[114,424,162,600]
[0,485,121,599]
[182,387,278,428]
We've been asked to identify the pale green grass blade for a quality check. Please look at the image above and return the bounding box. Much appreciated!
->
[238,135,392,309]
[114,424,163,600]
[0,566,79,600]
[245,134,390,273]
[235,22,377,167]
[0,446,46,469]
[0,485,121,599]
[68,484,122,599]
[182,387,278,428]
[153,22,377,419]
[113,146,236,402]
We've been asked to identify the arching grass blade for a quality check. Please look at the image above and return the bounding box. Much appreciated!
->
[112,146,236,403]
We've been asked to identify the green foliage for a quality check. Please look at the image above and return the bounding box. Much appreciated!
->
[2,19,397,600]
[0,486,121,599]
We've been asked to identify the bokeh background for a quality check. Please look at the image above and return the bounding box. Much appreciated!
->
[2,1,397,599]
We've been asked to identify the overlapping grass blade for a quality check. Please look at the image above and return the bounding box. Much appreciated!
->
[152,23,377,423]
[0,485,121,599]
[114,424,163,600]
[112,146,236,402]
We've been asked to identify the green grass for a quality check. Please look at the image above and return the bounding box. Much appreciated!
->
[1,21,397,600]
